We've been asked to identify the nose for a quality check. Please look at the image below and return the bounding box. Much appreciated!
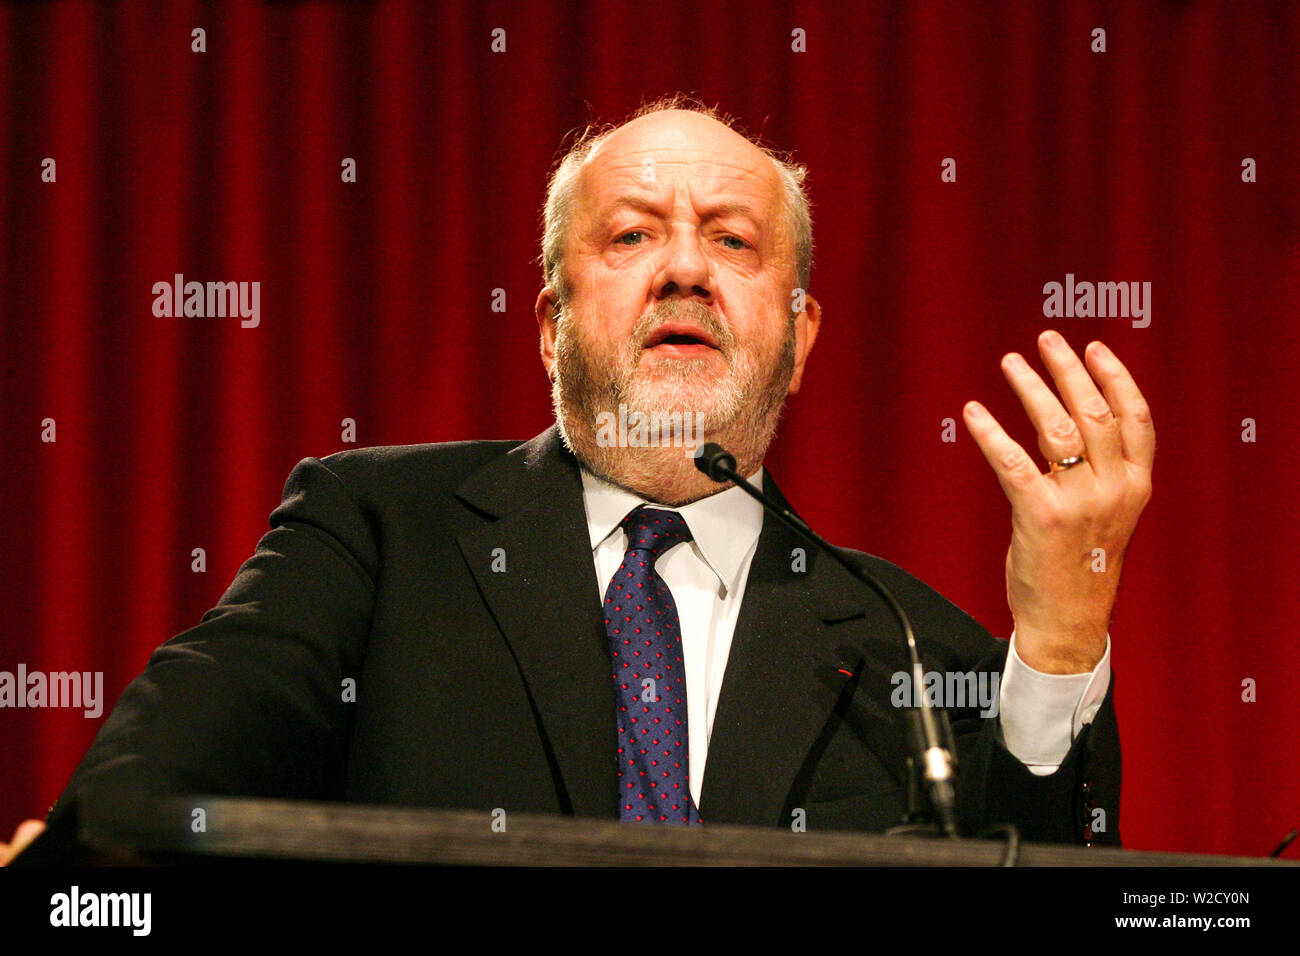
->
[653,226,714,303]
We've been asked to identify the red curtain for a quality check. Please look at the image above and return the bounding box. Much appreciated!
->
[2,0,1296,857]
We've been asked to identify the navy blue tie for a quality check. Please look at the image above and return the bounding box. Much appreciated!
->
[604,505,701,824]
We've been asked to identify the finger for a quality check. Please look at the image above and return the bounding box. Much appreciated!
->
[0,820,45,866]
[998,350,1090,472]
[1037,330,1125,477]
[962,400,1044,503]
[1084,340,1156,472]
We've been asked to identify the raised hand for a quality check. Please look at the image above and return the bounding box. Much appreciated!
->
[962,330,1155,674]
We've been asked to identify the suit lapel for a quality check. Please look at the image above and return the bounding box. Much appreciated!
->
[699,474,880,825]
[453,427,617,817]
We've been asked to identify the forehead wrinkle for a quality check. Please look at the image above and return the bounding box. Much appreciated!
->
[581,133,781,201]
[588,152,779,193]
[583,162,780,230]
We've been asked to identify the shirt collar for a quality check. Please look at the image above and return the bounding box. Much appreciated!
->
[580,463,766,598]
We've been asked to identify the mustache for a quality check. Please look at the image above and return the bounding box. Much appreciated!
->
[631,300,733,353]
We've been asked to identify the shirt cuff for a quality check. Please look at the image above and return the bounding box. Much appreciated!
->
[998,631,1111,776]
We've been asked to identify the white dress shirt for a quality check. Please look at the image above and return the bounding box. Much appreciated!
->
[579,465,1111,808]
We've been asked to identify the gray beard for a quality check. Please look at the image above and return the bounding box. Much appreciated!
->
[550,300,796,505]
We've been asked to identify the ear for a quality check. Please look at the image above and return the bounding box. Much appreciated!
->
[786,292,822,395]
[536,285,561,379]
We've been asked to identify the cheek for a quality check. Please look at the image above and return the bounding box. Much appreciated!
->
[575,282,646,344]
[730,303,790,360]
[593,253,658,305]
[563,306,631,365]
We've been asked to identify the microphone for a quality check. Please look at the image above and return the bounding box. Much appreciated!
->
[694,442,960,838]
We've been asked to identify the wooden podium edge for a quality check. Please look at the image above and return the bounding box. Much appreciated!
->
[41,794,1295,867]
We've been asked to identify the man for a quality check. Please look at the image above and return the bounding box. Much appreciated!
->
[2,99,1153,861]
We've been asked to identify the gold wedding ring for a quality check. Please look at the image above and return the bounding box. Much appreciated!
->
[1049,454,1087,473]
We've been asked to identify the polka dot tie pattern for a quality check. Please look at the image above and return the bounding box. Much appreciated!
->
[604,505,701,825]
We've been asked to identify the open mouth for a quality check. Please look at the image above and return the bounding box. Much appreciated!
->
[642,323,721,356]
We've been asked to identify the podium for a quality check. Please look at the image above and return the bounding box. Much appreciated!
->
[18,793,1294,866]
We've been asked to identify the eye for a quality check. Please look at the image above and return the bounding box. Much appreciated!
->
[616,231,646,246]
[719,235,749,250]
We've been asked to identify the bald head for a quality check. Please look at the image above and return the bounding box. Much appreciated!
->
[586,108,777,172]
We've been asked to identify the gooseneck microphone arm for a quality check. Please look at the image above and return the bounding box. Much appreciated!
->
[693,442,960,838]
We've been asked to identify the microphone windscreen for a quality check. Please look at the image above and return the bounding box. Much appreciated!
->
[694,443,736,482]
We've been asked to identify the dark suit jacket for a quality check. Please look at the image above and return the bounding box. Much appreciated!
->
[50,426,1121,844]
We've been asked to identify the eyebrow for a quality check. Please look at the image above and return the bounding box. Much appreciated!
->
[599,196,762,227]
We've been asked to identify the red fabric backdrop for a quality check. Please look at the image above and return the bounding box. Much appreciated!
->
[2,0,1297,856]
